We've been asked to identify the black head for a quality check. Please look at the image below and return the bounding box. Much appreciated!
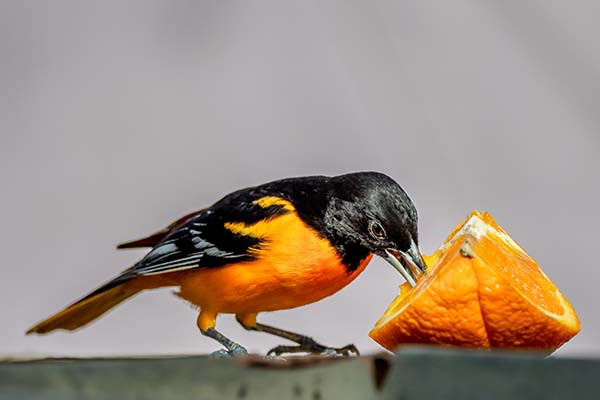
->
[322,172,426,285]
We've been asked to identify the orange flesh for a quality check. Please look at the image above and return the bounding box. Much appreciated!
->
[370,210,580,351]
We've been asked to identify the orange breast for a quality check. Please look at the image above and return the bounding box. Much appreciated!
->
[174,211,372,314]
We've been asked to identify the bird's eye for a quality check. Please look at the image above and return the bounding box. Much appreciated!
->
[368,221,386,240]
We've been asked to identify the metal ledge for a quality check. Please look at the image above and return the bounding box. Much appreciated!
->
[1,347,599,400]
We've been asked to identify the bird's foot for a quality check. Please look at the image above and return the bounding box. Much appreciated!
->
[267,337,359,357]
[209,344,248,359]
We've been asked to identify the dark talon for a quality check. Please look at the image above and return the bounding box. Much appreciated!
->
[267,341,360,357]
[339,344,360,356]
[267,345,304,356]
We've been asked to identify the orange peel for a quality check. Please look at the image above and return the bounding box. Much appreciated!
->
[369,211,580,351]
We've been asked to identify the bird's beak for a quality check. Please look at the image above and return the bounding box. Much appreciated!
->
[384,239,427,287]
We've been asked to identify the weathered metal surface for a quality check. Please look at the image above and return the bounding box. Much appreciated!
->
[381,347,600,400]
[0,354,377,400]
[1,347,600,400]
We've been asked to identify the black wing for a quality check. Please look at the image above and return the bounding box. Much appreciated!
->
[126,189,295,277]
[116,210,205,249]
[79,176,331,303]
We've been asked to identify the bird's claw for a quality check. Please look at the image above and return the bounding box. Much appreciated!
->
[209,344,248,359]
[267,338,359,357]
[324,344,360,357]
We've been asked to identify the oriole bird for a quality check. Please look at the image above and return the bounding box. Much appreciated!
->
[27,172,426,356]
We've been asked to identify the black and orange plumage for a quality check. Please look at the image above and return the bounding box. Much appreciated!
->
[27,172,426,356]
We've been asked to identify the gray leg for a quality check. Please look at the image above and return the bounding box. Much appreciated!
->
[239,320,359,357]
[202,328,248,358]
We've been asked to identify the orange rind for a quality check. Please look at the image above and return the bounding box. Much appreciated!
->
[369,211,580,351]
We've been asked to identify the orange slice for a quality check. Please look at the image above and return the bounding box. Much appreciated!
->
[369,210,580,351]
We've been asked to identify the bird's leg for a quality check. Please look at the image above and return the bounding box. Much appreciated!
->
[198,311,247,358]
[236,313,359,357]
[257,324,359,357]
[202,328,248,358]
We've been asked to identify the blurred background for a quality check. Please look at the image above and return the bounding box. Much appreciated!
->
[1,1,598,357]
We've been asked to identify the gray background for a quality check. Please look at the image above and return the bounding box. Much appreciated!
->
[1,1,598,357]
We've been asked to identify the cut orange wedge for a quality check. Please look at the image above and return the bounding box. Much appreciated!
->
[369,210,580,351]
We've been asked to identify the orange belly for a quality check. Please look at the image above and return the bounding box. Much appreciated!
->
[172,212,372,314]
